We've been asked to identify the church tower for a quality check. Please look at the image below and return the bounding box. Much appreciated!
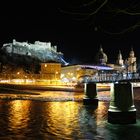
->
[116,50,124,66]
[128,48,137,73]
[95,45,108,65]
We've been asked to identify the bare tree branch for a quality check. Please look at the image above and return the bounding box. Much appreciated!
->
[100,21,140,35]
[79,0,97,8]
[59,0,140,34]
[89,0,108,16]
[59,0,108,16]
[116,9,140,16]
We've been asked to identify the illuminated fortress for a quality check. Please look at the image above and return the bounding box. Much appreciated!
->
[0,40,68,85]
[1,39,68,66]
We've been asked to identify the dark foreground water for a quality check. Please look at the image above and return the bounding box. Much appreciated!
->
[0,91,140,140]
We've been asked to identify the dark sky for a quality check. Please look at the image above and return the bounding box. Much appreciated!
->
[0,0,140,64]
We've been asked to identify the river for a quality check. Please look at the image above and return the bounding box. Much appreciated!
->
[0,90,140,140]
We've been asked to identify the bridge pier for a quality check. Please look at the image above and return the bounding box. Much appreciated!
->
[83,82,98,105]
[108,81,136,124]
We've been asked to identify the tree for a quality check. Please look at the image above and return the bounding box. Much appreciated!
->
[59,0,140,35]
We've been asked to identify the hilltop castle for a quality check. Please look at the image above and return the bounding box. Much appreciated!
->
[1,39,68,66]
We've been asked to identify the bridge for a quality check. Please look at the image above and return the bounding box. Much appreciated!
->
[83,74,138,124]
[78,60,139,83]
[80,72,140,83]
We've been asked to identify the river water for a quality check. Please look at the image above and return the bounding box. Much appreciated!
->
[0,90,140,140]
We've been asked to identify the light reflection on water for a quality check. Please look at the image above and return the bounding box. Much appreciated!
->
[43,102,81,138]
[0,100,109,139]
[8,100,30,130]
[0,91,139,139]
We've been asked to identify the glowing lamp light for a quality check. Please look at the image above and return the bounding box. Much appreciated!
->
[61,74,64,78]
[17,72,20,75]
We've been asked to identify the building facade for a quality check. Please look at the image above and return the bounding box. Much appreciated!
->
[40,63,61,80]
[127,48,137,73]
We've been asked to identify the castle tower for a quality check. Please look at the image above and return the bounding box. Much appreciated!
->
[116,50,124,66]
[128,48,137,73]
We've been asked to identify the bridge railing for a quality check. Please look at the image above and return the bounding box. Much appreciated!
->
[80,72,140,83]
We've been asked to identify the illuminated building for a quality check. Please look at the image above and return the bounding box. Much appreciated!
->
[116,50,124,66]
[95,47,137,73]
[40,63,61,80]
[127,48,137,73]
[0,39,66,84]
[95,45,108,65]
[61,64,113,83]
[1,39,68,66]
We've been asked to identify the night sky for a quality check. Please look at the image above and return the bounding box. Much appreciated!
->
[0,0,140,64]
